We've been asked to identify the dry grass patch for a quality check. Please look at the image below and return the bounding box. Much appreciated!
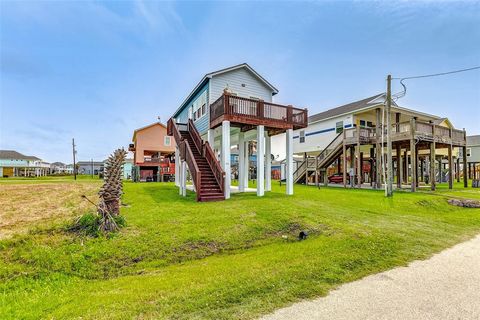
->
[0,182,100,239]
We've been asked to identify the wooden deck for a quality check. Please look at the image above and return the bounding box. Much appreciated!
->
[209,93,308,134]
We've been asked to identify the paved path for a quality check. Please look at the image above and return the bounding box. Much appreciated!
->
[262,235,480,320]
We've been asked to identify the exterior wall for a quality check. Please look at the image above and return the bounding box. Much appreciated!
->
[209,68,274,103]
[176,82,210,135]
[466,136,480,163]
[78,163,104,175]
[0,158,29,167]
[123,161,133,179]
[293,114,354,154]
[134,124,176,164]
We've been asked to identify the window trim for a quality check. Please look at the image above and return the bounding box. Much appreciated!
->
[336,121,344,134]
[164,136,171,146]
[299,130,305,143]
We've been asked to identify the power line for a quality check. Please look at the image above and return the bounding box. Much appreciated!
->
[391,66,480,101]
[392,66,480,80]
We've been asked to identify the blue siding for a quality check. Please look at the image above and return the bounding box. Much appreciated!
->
[175,80,210,132]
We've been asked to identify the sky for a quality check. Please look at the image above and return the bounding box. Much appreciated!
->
[1,1,479,163]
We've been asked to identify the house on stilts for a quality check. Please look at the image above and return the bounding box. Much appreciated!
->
[168,63,308,201]
[291,94,468,191]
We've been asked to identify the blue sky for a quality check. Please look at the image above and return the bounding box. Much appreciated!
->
[1,1,479,163]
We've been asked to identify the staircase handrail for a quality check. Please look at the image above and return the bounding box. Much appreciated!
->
[203,141,225,193]
[184,141,202,202]
[187,119,203,154]
[316,133,343,168]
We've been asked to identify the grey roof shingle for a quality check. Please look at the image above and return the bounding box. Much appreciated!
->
[308,94,388,123]
[0,150,41,161]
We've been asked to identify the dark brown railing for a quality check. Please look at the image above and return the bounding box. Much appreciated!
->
[293,157,316,183]
[188,119,203,153]
[203,141,225,193]
[184,142,201,202]
[210,93,308,129]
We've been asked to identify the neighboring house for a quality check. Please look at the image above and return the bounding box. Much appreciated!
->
[291,94,467,191]
[466,135,480,180]
[123,158,134,180]
[169,63,307,201]
[77,161,105,175]
[50,162,73,174]
[0,150,51,177]
[129,121,176,182]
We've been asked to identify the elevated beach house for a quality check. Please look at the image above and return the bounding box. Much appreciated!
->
[168,63,308,201]
[0,150,51,177]
[291,94,468,191]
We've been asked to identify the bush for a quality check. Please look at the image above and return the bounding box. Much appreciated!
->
[69,213,126,237]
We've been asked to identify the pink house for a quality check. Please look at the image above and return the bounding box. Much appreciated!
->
[129,122,176,182]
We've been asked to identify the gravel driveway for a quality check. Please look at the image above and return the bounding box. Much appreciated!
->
[262,234,480,320]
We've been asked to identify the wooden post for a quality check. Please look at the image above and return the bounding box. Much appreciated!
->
[448,144,453,189]
[410,118,416,192]
[356,125,361,188]
[315,156,319,187]
[415,147,419,188]
[399,147,403,188]
[342,143,347,188]
[463,145,468,188]
[396,144,401,188]
[386,75,393,196]
[430,124,436,190]
[375,108,382,189]
[456,157,460,182]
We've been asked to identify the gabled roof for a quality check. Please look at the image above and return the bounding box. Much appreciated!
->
[132,122,167,142]
[0,150,41,161]
[467,135,480,146]
[308,93,441,124]
[172,63,279,118]
[309,94,389,123]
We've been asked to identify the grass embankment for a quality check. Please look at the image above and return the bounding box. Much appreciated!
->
[1,178,479,319]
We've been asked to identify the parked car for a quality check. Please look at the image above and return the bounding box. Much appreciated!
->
[328,173,349,184]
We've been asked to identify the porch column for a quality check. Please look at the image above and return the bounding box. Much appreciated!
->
[238,132,245,192]
[257,125,265,196]
[265,131,272,192]
[375,107,382,189]
[244,140,249,189]
[399,148,403,188]
[463,146,468,188]
[356,126,361,187]
[286,128,294,195]
[207,129,215,148]
[448,144,453,189]
[456,157,460,182]
[180,161,187,196]
[175,147,180,187]
[410,118,417,192]
[342,142,347,188]
[396,145,401,188]
[221,120,231,199]
[430,142,436,190]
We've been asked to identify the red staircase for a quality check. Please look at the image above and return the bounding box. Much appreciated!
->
[168,118,225,202]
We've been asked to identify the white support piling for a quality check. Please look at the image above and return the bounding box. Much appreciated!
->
[257,125,265,196]
[286,128,294,195]
[221,121,231,199]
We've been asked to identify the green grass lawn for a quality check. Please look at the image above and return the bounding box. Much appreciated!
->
[1,179,480,319]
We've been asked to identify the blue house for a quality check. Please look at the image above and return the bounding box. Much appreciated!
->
[170,63,308,201]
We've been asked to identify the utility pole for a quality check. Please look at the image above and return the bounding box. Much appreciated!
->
[72,138,77,180]
[386,75,393,196]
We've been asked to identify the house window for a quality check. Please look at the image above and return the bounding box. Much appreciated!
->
[336,121,344,134]
[201,103,206,115]
[164,136,171,146]
[367,121,373,128]
[299,130,305,143]
[360,120,366,128]
[467,148,471,157]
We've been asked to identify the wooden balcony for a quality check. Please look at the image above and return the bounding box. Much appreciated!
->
[342,120,466,147]
[209,93,308,133]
